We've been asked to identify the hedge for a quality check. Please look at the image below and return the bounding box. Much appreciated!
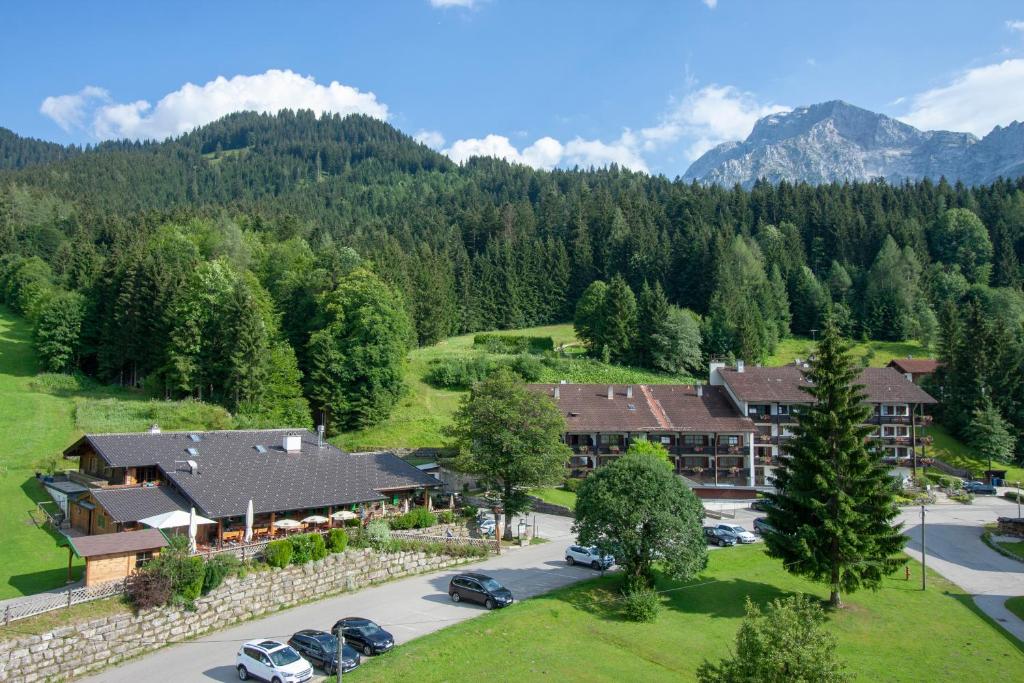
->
[473,334,554,355]
[290,532,328,564]
[264,539,293,568]
[327,528,349,553]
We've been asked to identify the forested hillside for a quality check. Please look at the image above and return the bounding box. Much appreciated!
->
[1,110,1022,453]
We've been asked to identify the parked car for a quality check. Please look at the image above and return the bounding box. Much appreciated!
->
[287,630,360,675]
[752,517,775,535]
[716,523,756,543]
[331,618,394,656]
[750,498,775,512]
[963,480,998,495]
[236,639,313,682]
[703,526,737,547]
[565,545,614,569]
[477,517,497,536]
[448,572,514,609]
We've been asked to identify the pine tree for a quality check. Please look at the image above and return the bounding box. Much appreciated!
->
[764,317,906,608]
[634,281,669,368]
[602,274,637,363]
[574,280,608,355]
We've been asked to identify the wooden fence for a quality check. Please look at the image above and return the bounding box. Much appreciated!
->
[2,578,128,625]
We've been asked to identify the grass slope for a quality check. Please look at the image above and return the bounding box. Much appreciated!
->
[529,487,577,510]
[924,422,1024,483]
[343,546,1024,682]
[767,336,928,367]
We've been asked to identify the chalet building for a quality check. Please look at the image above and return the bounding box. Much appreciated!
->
[62,429,440,549]
[528,383,758,487]
[710,360,937,484]
[887,358,941,385]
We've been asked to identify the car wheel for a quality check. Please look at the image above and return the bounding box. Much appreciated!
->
[363,644,373,656]
[485,598,495,610]
[717,539,725,547]
[566,556,575,566]
[272,678,283,683]
[237,666,249,681]
[451,591,461,602]
[591,561,601,570]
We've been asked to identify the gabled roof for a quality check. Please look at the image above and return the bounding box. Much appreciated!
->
[64,430,440,520]
[65,529,168,558]
[888,358,941,374]
[717,364,936,404]
[90,486,189,524]
[527,384,754,433]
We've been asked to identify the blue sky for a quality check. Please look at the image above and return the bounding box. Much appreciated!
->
[3,0,1024,176]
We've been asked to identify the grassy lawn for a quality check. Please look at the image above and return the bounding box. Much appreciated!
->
[341,546,1024,682]
[924,422,1024,483]
[0,306,235,599]
[996,540,1024,561]
[530,487,577,510]
[335,324,696,451]
[767,336,928,367]
[1008,597,1024,621]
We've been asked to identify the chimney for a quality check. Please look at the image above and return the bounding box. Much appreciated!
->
[283,434,302,453]
[626,385,633,399]
[697,385,703,398]
[737,360,745,373]
[559,379,568,384]
[709,361,726,386]
[317,424,325,448]
[607,386,614,400]
[553,386,560,400]
[149,424,161,434]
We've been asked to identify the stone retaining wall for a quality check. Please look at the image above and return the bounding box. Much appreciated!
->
[0,547,475,682]
[526,496,574,518]
[997,517,1024,538]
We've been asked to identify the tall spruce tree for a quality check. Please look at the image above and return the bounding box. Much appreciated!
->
[764,317,906,608]
[602,274,637,363]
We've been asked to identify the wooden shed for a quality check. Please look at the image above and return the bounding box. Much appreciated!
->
[64,529,169,586]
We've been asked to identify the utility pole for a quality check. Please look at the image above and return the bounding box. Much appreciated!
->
[335,632,345,682]
[920,504,926,591]
[1017,481,1021,518]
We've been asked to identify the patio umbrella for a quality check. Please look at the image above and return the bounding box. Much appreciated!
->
[188,507,198,554]
[331,510,358,521]
[139,508,215,529]
[449,494,455,509]
[402,498,410,514]
[301,515,329,524]
[273,518,302,530]
[244,499,254,543]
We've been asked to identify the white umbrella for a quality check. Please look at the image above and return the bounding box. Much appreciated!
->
[139,508,215,530]
[449,494,455,509]
[188,507,198,554]
[402,498,410,514]
[244,499,254,543]
[330,510,358,521]
[273,518,302,529]
[301,515,329,524]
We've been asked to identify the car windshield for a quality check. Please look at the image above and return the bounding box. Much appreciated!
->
[356,622,382,636]
[269,647,301,667]
[480,578,504,592]
[314,635,337,652]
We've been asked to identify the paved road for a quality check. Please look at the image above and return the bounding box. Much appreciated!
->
[81,513,596,683]
[899,492,1024,641]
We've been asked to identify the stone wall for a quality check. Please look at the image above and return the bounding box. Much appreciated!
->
[997,517,1024,538]
[526,496,574,518]
[0,547,475,682]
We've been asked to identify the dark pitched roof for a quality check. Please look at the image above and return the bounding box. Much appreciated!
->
[888,358,941,374]
[718,364,936,404]
[65,430,440,520]
[66,529,168,558]
[527,384,754,433]
[90,486,189,524]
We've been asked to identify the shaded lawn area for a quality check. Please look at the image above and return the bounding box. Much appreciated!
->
[997,540,1024,561]
[341,546,1024,683]
[924,423,1024,483]
[530,487,577,510]
[1008,597,1024,621]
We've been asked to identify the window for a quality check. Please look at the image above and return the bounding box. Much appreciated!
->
[682,435,706,445]
[243,647,262,661]
[97,514,105,529]
[777,404,791,415]
[722,435,740,446]
[881,404,909,416]
[660,436,672,444]
[135,551,153,569]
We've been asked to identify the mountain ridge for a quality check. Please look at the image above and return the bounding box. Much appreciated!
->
[683,100,1022,187]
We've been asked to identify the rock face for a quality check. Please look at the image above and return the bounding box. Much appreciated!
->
[683,100,1024,187]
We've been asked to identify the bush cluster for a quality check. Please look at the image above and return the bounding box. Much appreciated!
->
[289,532,328,564]
[202,554,242,595]
[562,478,583,494]
[327,528,349,553]
[264,539,293,568]
[621,586,662,623]
[424,353,543,389]
[472,334,554,354]
[389,506,437,530]
[372,537,488,558]
[436,509,456,524]
[365,519,392,545]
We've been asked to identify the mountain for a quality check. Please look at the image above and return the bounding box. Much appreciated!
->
[683,100,1024,187]
[0,127,80,170]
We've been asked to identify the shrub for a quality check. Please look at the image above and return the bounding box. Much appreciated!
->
[289,533,327,564]
[366,520,392,547]
[461,505,478,520]
[327,528,349,553]
[202,554,241,595]
[436,509,456,524]
[949,491,974,504]
[472,334,554,354]
[424,355,494,389]
[177,556,206,601]
[505,354,544,381]
[264,539,293,568]
[1004,491,1024,503]
[562,478,583,494]
[622,586,661,623]
[388,513,415,530]
[406,506,437,529]
[128,570,172,611]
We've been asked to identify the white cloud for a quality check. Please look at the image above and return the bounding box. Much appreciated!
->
[413,129,445,149]
[39,86,110,132]
[430,0,476,7]
[702,0,719,8]
[641,85,789,159]
[900,59,1024,136]
[442,132,647,172]
[41,69,389,141]
[1007,19,1024,32]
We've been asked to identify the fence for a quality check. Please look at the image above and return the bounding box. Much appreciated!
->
[927,458,971,479]
[2,578,127,625]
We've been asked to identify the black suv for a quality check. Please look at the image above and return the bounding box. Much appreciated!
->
[448,572,514,609]
[288,630,359,675]
[331,618,394,656]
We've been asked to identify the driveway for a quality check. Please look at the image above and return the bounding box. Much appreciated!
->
[81,513,595,683]
[899,493,1024,641]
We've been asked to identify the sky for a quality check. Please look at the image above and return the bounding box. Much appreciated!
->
[3,0,1024,177]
